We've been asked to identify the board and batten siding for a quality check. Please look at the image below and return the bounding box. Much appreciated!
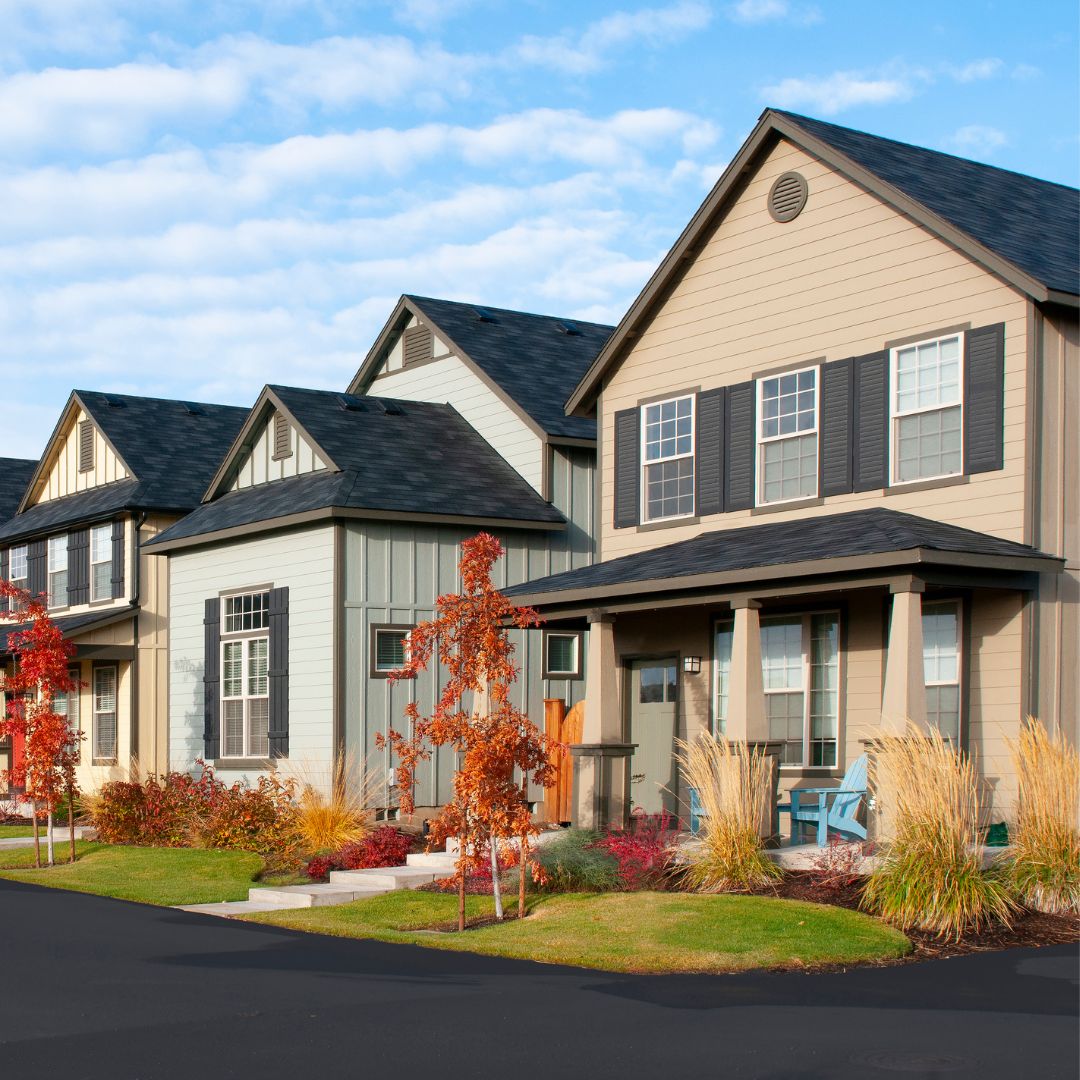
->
[600,137,1030,559]
[31,407,129,504]
[370,320,545,494]
[167,526,336,785]
[229,414,330,491]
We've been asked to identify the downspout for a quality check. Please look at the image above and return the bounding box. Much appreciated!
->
[130,512,147,777]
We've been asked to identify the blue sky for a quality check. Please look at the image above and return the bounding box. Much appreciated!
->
[1,0,1076,457]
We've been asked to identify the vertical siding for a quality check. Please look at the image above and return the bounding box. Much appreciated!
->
[230,416,330,491]
[136,515,174,776]
[32,408,130,505]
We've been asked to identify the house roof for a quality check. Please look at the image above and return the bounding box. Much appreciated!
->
[0,459,37,524]
[147,386,565,552]
[505,508,1060,607]
[567,108,1080,414]
[348,295,612,442]
[0,607,135,655]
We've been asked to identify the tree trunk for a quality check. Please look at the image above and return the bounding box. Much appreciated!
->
[31,800,40,868]
[46,809,55,867]
[518,835,528,919]
[457,827,466,933]
[67,783,76,863]
[490,835,504,920]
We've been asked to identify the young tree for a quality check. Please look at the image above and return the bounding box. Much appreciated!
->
[0,581,81,866]
[380,533,556,931]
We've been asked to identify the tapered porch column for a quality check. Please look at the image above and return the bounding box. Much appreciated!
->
[583,613,620,742]
[726,599,767,741]
[881,579,928,731]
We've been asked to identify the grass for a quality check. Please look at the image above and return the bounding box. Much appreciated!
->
[0,825,36,838]
[246,890,911,974]
[0,844,265,906]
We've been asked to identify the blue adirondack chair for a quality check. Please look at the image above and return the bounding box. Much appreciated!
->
[777,754,868,846]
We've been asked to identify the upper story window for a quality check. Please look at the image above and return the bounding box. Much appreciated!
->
[90,524,112,602]
[48,536,68,608]
[757,367,818,505]
[223,591,270,634]
[9,545,27,591]
[221,590,271,759]
[641,395,695,522]
[891,333,963,484]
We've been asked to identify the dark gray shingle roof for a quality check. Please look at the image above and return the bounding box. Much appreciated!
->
[147,387,564,548]
[506,508,1058,600]
[406,296,611,440]
[779,111,1080,296]
[0,607,135,654]
[0,459,36,524]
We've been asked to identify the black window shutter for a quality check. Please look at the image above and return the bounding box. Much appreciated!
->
[268,587,290,758]
[0,548,7,612]
[203,598,220,760]
[852,351,889,491]
[963,323,1005,475]
[820,357,854,496]
[27,540,46,599]
[613,408,641,528]
[110,520,125,599]
[695,387,726,517]
[68,529,89,606]
[724,381,756,512]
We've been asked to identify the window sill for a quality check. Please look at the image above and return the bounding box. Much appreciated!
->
[751,496,824,517]
[884,473,969,497]
[636,515,699,534]
[91,758,118,767]
[213,758,276,770]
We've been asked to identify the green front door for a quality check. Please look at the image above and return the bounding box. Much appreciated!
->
[627,659,678,817]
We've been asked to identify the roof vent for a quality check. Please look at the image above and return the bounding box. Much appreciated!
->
[472,306,497,323]
[336,394,366,412]
[182,402,206,416]
[377,400,404,416]
[768,171,808,222]
[103,394,126,408]
[556,321,582,336]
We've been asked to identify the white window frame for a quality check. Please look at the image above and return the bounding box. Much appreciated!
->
[8,545,28,590]
[640,394,696,523]
[923,597,963,743]
[756,364,820,506]
[543,630,582,679]
[90,524,113,603]
[54,665,81,732]
[48,535,69,609]
[220,590,271,759]
[712,617,734,737]
[92,664,118,763]
[889,332,965,487]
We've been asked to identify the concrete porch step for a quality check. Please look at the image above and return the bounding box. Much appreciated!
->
[328,866,439,889]
[178,900,289,917]
[247,883,390,908]
[405,852,458,871]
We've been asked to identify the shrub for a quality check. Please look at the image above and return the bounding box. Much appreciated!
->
[807,837,867,894]
[676,734,782,892]
[594,812,679,890]
[303,826,413,881]
[195,773,301,871]
[1003,720,1080,915]
[531,829,620,893]
[861,724,1014,939]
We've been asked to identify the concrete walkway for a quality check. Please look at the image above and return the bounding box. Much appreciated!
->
[0,826,95,849]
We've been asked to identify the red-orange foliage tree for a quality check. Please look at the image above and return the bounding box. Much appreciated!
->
[0,580,81,866]
[380,533,556,931]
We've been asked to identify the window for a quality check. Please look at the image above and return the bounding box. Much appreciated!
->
[93,665,117,762]
[641,395,694,522]
[757,367,818,504]
[48,535,68,608]
[923,600,961,742]
[761,612,839,767]
[220,591,271,758]
[891,334,963,484]
[54,667,81,732]
[8,545,27,590]
[90,525,112,602]
[78,420,95,473]
[543,631,582,679]
[272,412,291,460]
[372,626,411,676]
[637,662,677,704]
[713,619,733,736]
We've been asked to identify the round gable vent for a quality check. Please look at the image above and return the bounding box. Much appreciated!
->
[768,171,808,222]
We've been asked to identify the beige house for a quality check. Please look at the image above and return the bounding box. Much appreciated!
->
[0,392,246,793]
[508,109,1078,834]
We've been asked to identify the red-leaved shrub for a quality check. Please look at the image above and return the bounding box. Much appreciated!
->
[304,826,414,880]
[591,811,679,890]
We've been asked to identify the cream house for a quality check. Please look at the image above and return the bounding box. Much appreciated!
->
[508,109,1078,833]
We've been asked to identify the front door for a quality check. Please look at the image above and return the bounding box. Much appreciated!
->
[627,659,678,817]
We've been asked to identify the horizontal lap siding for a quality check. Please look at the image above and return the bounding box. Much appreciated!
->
[601,138,1028,558]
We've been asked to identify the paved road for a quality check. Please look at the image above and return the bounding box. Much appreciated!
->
[0,878,1076,1079]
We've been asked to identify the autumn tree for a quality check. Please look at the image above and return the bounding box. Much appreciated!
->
[381,533,556,931]
[0,581,81,866]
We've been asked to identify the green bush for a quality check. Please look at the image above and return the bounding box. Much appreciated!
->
[531,829,620,893]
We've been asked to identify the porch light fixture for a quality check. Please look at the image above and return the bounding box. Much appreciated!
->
[683,655,702,674]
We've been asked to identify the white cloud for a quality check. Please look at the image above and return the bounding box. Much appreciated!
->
[944,124,1007,157]
[946,57,1003,83]
[1012,63,1040,80]
[728,0,821,25]
[763,70,914,114]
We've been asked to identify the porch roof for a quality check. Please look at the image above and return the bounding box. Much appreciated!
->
[505,509,1061,610]
[0,607,136,656]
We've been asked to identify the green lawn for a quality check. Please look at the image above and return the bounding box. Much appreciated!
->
[0,825,35,838]
[0,844,265,906]
[247,891,912,974]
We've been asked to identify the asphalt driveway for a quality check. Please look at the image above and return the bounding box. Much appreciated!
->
[0,878,1076,1079]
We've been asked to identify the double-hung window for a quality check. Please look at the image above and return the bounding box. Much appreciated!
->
[8,545,27,591]
[90,524,112,602]
[93,665,117,762]
[757,367,818,505]
[54,666,81,732]
[48,536,68,608]
[641,395,695,522]
[891,333,963,484]
[713,619,734,736]
[923,600,961,742]
[221,592,270,758]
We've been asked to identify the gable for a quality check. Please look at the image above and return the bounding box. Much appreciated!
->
[228,407,331,492]
[26,404,130,507]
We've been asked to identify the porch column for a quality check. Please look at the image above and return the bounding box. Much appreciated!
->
[726,599,767,741]
[583,613,620,742]
[881,579,928,731]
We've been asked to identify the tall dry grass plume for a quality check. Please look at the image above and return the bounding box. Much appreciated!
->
[1005,719,1080,915]
[278,753,387,854]
[862,723,1013,939]
[676,733,781,892]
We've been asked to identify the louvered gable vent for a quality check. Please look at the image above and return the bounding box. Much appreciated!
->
[77,419,94,473]
[273,411,291,459]
[403,324,433,366]
[768,171,808,222]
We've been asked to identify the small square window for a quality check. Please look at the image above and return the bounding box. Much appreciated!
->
[543,631,582,679]
[372,626,412,676]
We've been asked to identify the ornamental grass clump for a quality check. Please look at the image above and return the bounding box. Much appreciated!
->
[1004,720,1080,915]
[530,829,620,893]
[280,754,385,855]
[861,723,1014,940]
[675,734,781,892]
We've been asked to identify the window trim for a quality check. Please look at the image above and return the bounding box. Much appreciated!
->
[370,623,415,679]
[48,534,69,610]
[640,393,696,524]
[922,596,964,744]
[755,363,820,507]
[889,331,965,487]
[91,662,118,765]
[89,523,113,604]
[542,630,583,680]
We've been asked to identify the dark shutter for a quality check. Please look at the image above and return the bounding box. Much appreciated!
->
[724,381,755,512]
[68,529,89,606]
[267,586,290,759]
[964,323,1005,475]
[203,598,220,760]
[110,520,125,599]
[820,357,854,496]
[0,548,7,613]
[695,387,726,517]
[852,351,889,491]
[27,540,46,599]
[613,408,641,528]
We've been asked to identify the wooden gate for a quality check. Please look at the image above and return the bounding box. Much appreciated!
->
[544,698,583,826]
